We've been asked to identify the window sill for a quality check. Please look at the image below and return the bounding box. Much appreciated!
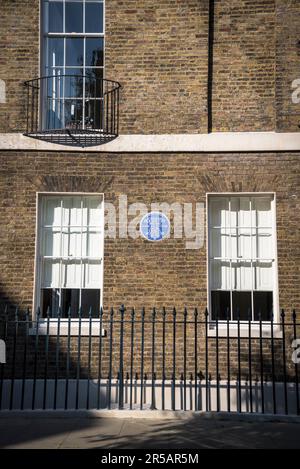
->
[207,325,283,339]
[29,320,106,337]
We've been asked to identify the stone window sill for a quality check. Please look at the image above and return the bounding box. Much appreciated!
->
[29,320,106,337]
[207,324,283,339]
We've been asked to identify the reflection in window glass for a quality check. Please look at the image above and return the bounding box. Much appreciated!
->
[85,2,104,33]
[48,1,63,33]
[64,100,83,128]
[46,99,64,129]
[65,1,83,33]
[64,72,84,98]
[85,69,104,98]
[48,38,64,67]
[86,38,104,67]
[66,38,84,66]
[85,99,103,129]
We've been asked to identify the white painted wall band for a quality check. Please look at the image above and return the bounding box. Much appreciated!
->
[0,132,300,153]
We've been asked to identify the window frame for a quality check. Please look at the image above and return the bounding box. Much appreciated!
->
[41,0,105,130]
[206,192,279,327]
[33,192,105,322]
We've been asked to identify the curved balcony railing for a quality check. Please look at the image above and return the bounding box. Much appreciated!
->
[24,75,121,147]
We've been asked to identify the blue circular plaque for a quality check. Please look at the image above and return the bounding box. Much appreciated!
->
[140,212,170,242]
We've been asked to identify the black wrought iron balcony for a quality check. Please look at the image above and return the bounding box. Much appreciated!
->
[24,75,121,147]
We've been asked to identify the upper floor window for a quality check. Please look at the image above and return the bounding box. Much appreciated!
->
[43,0,104,74]
[208,194,277,322]
[42,0,105,129]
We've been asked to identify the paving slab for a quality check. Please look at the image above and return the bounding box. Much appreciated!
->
[0,416,300,449]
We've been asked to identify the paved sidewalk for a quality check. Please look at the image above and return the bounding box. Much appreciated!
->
[0,415,300,449]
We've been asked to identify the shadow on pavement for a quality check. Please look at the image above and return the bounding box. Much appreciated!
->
[1,415,300,449]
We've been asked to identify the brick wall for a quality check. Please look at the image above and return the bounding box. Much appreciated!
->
[276,0,300,131]
[0,150,299,314]
[105,0,209,134]
[0,0,39,133]
[0,0,299,133]
[212,0,276,131]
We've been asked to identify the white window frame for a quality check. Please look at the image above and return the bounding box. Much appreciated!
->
[206,192,280,336]
[41,0,105,130]
[32,192,104,335]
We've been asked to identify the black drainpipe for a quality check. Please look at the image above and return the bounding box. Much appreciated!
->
[207,0,215,133]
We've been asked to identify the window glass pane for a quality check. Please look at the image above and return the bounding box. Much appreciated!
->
[85,2,104,33]
[43,197,61,226]
[238,197,252,228]
[211,291,230,321]
[62,260,81,288]
[66,38,84,66]
[61,289,80,317]
[48,38,64,67]
[62,227,82,257]
[237,228,252,259]
[232,291,251,320]
[84,260,101,288]
[86,197,102,226]
[43,228,61,257]
[48,1,63,33]
[64,71,84,98]
[46,99,64,129]
[41,288,60,318]
[253,197,272,227]
[63,100,83,128]
[254,291,273,321]
[42,260,60,288]
[62,196,81,225]
[65,1,83,33]
[210,228,235,259]
[85,99,103,129]
[45,73,64,102]
[254,261,274,290]
[85,229,102,257]
[86,38,104,66]
[81,289,100,317]
[230,197,239,228]
[85,69,104,97]
[232,260,252,291]
[209,197,229,228]
[253,228,273,259]
[210,260,231,290]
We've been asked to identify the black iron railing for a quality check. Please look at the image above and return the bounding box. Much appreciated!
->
[24,75,121,147]
[0,306,299,414]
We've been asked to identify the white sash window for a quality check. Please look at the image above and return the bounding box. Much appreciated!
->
[42,0,105,130]
[208,194,277,321]
[36,194,104,317]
